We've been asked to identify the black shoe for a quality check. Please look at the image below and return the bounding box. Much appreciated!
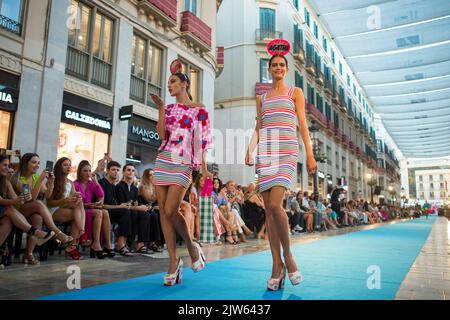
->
[90,247,107,259]
[103,248,116,258]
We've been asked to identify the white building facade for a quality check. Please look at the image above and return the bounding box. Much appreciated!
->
[1,0,219,175]
[215,0,380,200]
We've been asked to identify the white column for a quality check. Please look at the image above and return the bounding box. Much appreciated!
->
[110,19,133,165]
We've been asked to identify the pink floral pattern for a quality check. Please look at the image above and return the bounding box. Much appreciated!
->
[159,103,212,170]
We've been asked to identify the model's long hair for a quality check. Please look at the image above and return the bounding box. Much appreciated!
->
[173,73,193,101]
[52,157,70,200]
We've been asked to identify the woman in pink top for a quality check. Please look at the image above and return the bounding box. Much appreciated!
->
[150,66,212,286]
[74,160,113,259]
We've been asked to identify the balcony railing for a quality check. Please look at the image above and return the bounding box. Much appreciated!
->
[66,46,90,81]
[326,119,335,134]
[333,126,341,141]
[342,134,349,146]
[292,43,305,64]
[147,83,162,107]
[324,80,332,96]
[315,70,324,86]
[91,57,112,89]
[137,0,177,27]
[181,11,212,52]
[347,107,354,122]
[0,14,21,35]
[332,90,340,107]
[305,57,316,76]
[349,141,355,151]
[130,75,146,103]
[339,98,348,113]
[255,29,282,43]
[306,101,327,127]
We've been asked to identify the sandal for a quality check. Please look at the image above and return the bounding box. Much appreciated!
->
[23,253,40,265]
[136,246,153,254]
[118,246,133,257]
[54,230,73,245]
[225,235,235,245]
[149,244,163,253]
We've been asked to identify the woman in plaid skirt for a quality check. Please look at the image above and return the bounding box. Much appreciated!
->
[150,64,213,286]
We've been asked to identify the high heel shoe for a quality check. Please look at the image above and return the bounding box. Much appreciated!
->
[65,245,83,260]
[164,257,183,286]
[54,230,73,245]
[32,231,55,246]
[267,265,286,291]
[191,242,206,272]
[288,270,303,285]
[90,247,107,259]
[103,247,116,258]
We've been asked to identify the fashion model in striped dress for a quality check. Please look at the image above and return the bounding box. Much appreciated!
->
[245,55,317,291]
[150,70,212,286]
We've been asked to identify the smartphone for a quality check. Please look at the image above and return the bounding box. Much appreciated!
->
[22,183,30,195]
[45,160,54,173]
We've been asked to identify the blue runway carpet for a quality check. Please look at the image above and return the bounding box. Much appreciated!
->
[39,216,436,300]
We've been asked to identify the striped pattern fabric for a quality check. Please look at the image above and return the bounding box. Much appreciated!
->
[256,87,298,193]
[153,150,193,189]
[199,196,215,243]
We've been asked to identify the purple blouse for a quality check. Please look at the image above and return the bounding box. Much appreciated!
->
[74,180,104,204]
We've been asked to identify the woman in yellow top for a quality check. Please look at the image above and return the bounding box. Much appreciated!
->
[14,153,73,264]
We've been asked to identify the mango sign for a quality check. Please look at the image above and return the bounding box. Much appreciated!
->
[267,39,290,56]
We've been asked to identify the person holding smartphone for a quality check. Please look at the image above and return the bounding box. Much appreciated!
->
[150,61,212,286]
[12,153,73,264]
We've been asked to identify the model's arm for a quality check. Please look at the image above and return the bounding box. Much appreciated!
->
[245,95,262,165]
[294,87,317,175]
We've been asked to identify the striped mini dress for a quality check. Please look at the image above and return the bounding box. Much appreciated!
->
[153,103,212,189]
[256,87,298,193]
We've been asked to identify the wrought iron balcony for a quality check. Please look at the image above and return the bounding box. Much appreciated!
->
[136,0,177,27]
[342,134,349,147]
[255,82,272,95]
[306,101,327,127]
[255,29,282,43]
[339,98,347,113]
[332,90,340,107]
[0,14,21,34]
[292,43,305,64]
[324,80,332,96]
[315,70,324,87]
[305,57,316,76]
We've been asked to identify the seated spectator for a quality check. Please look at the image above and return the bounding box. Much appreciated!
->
[308,193,322,231]
[115,164,152,255]
[327,206,340,227]
[74,160,113,259]
[290,191,304,233]
[243,183,266,238]
[0,155,63,264]
[13,153,73,264]
[319,199,337,230]
[212,178,237,244]
[302,192,314,233]
[225,180,252,242]
[138,168,163,252]
[98,161,130,256]
[47,157,86,260]
[193,170,216,244]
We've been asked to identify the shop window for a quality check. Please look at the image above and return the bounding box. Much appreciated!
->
[0,110,11,149]
[57,123,109,180]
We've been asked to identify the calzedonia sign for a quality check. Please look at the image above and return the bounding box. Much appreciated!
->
[61,105,112,134]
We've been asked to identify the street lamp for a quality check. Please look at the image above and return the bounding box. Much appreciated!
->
[400,187,406,208]
[366,172,376,204]
[308,120,321,204]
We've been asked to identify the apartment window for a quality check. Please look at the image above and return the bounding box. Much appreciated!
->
[260,8,275,35]
[67,0,114,89]
[342,156,346,173]
[430,183,434,189]
[292,0,299,10]
[440,183,444,189]
[333,110,339,128]
[293,24,304,52]
[440,191,445,198]
[322,36,327,52]
[419,175,423,182]
[430,192,434,199]
[307,84,315,105]
[339,61,343,75]
[313,22,318,39]
[130,34,164,106]
[260,59,271,83]
[440,174,444,180]
[331,49,335,64]
[335,151,339,170]
[353,84,356,95]
[350,162,355,177]
[304,8,310,27]
[295,72,303,91]
[325,103,331,121]
[429,175,433,180]
[419,184,423,190]
[419,192,424,200]
[0,0,23,34]
[347,74,350,86]
[184,0,199,16]
[181,60,202,103]
[316,94,323,113]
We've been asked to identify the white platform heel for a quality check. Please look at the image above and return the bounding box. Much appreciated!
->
[267,265,286,291]
[191,242,206,272]
[164,257,183,286]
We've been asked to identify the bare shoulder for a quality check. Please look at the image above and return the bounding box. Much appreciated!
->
[293,87,304,97]
[192,102,206,109]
